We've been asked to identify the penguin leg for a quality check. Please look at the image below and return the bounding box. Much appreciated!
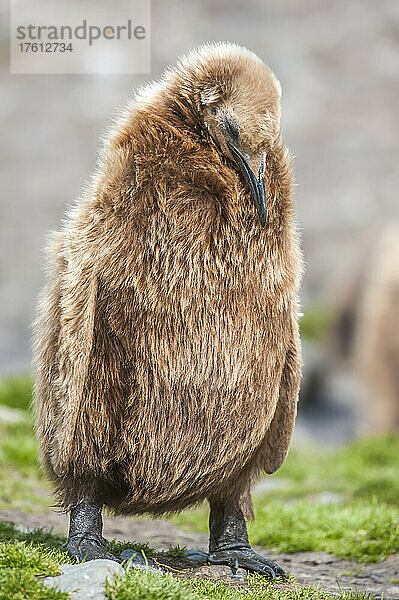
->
[66,499,163,572]
[207,497,287,579]
[66,499,120,563]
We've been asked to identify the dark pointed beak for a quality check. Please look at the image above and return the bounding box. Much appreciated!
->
[227,143,267,227]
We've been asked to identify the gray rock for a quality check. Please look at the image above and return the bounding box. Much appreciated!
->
[43,560,124,600]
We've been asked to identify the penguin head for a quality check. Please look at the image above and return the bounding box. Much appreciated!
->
[174,43,282,226]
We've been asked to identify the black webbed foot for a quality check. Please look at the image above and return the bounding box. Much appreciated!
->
[66,500,163,571]
[208,547,287,579]
[66,532,120,563]
[208,498,288,580]
[67,499,120,563]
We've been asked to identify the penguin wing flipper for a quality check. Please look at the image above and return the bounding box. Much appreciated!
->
[260,313,302,475]
[33,226,102,477]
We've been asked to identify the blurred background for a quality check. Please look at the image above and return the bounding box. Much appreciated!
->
[1,0,399,446]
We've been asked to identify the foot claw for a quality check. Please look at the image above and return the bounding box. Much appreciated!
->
[67,533,120,563]
[261,564,276,579]
[275,566,288,578]
[230,556,239,575]
[208,548,287,579]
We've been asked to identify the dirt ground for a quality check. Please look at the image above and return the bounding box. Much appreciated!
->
[1,508,398,599]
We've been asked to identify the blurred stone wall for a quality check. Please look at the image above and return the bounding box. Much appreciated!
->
[1,0,398,373]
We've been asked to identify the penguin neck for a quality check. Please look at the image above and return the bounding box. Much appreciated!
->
[157,81,206,143]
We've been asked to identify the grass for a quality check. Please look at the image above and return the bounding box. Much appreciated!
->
[106,568,198,600]
[252,500,398,561]
[275,434,399,505]
[0,521,67,549]
[0,521,71,600]
[0,540,65,575]
[184,576,376,600]
[0,376,53,512]
[0,521,70,571]
[107,539,158,556]
[106,566,378,599]
[0,408,51,513]
[0,570,70,600]
[0,522,376,600]
[106,567,376,600]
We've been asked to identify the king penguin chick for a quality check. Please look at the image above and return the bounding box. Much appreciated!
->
[33,42,302,578]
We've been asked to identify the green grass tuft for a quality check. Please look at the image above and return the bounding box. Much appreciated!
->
[275,434,399,505]
[0,400,51,512]
[0,569,70,600]
[0,522,71,600]
[107,568,376,600]
[0,541,64,575]
[0,419,39,473]
[106,568,197,600]
[0,520,67,550]
[107,539,157,557]
[163,544,188,558]
[250,500,398,562]
[190,574,377,599]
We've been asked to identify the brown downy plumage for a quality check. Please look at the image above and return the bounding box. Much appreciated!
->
[33,42,302,519]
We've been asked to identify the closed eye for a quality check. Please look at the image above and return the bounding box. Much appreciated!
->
[224,116,240,143]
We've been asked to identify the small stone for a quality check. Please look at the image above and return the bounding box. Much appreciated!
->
[43,559,124,600]
[232,568,247,581]
[120,549,142,562]
[119,549,163,574]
